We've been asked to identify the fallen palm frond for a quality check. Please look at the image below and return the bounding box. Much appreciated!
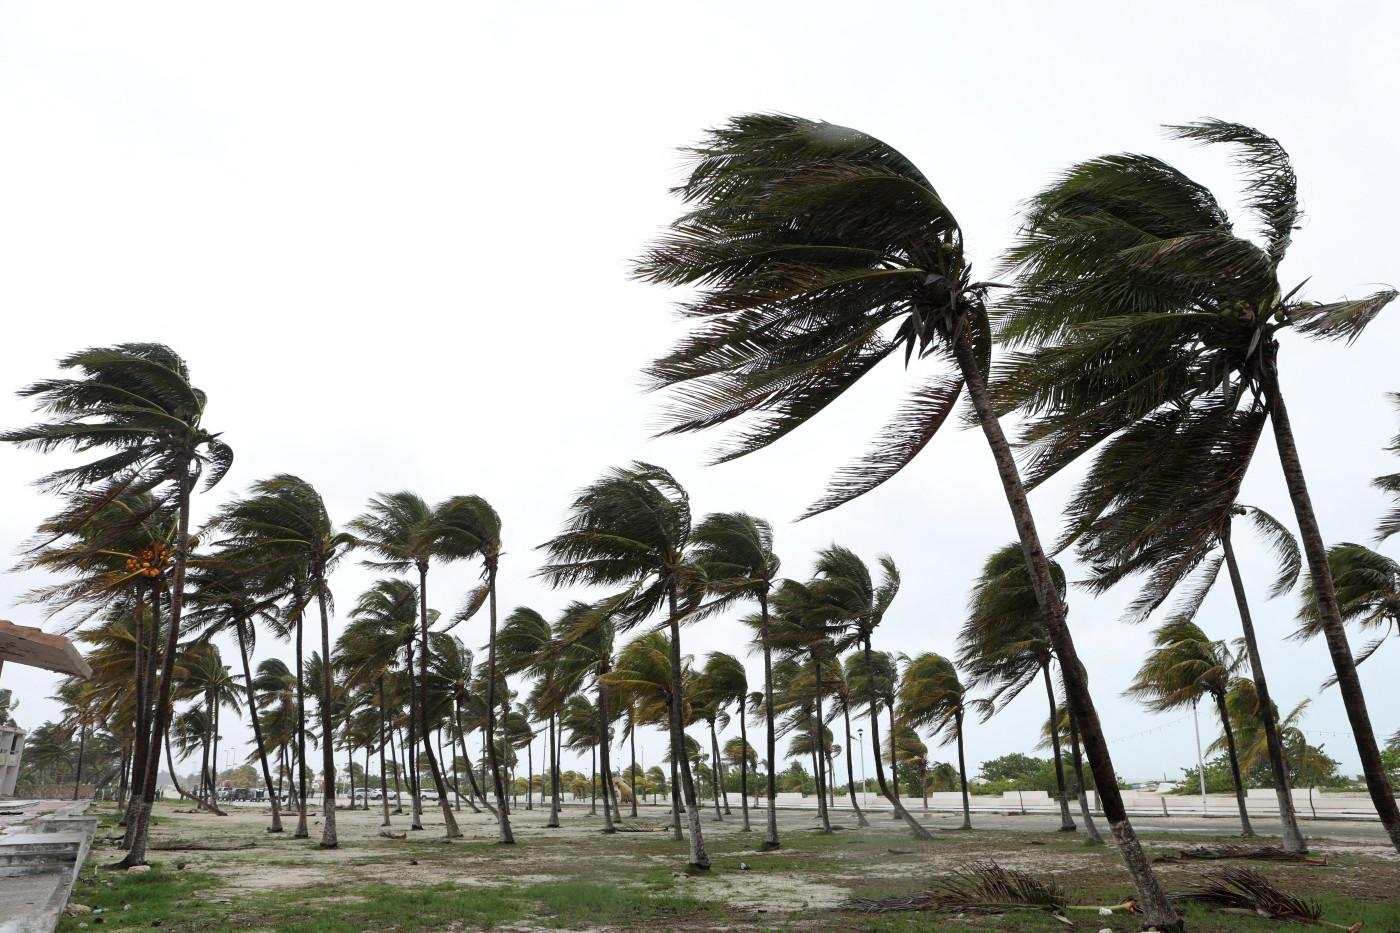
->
[378,830,406,840]
[611,823,666,833]
[846,861,1067,916]
[150,841,256,851]
[1171,867,1360,930]
[1155,845,1326,865]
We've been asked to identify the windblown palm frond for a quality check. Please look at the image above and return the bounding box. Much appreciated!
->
[1373,392,1400,543]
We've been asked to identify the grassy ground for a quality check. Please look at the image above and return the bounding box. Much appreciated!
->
[57,800,1400,932]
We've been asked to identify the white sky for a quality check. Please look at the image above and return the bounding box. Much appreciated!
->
[2,1,1398,788]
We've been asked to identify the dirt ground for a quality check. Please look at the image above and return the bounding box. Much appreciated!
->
[63,798,1400,932]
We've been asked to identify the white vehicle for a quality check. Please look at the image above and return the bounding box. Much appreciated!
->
[421,789,439,801]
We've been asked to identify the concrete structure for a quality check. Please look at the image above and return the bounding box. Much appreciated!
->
[0,799,98,933]
[1,724,25,796]
[0,620,92,799]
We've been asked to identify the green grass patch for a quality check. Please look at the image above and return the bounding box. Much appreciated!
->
[525,879,713,928]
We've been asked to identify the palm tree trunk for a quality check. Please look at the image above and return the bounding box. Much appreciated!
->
[389,721,403,814]
[405,647,423,829]
[887,702,903,821]
[955,711,972,830]
[548,712,561,827]
[481,565,514,843]
[315,577,339,848]
[1215,691,1256,836]
[862,636,931,839]
[452,707,485,815]
[73,723,86,800]
[669,754,682,841]
[1042,664,1076,831]
[416,566,462,838]
[952,326,1178,929]
[378,681,392,825]
[1221,521,1307,851]
[598,682,616,833]
[739,696,753,831]
[758,588,780,850]
[842,703,869,827]
[525,735,533,811]
[708,720,725,822]
[295,602,310,837]
[629,712,638,819]
[119,470,197,868]
[121,582,148,834]
[236,622,283,832]
[1065,706,1103,843]
[668,581,710,869]
[813,664,831,832]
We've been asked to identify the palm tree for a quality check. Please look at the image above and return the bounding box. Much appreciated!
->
[690,512,781,845]
[897,653,975,830]
[825,660,870,828]
[350,492,489,839]
[697,652,751,831]
[1295,543,1399,673]
[4,343,232,867]
[1027,367,1312,852]
[338,579,422,826]
[808,547,930,839]
[633,117,1175,920]
[549,602,623,831]
[959,544,1075,833]
[497,606,560,827]
[210,475,353,848]
[995,120,1399,853]
[537,462,711,869]
[1375,394,1400,542]
[1125,621,1254,834]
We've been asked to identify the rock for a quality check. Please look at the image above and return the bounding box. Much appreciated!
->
[409,859,419,865]
[127,865,152,873]
[1099,907,1113,915]
[65,904,93,916]
[739,862,750,870]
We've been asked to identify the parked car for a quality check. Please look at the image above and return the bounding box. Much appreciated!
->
[421,789,439,801]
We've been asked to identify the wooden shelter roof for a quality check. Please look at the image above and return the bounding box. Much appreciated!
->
[0,620,92,679]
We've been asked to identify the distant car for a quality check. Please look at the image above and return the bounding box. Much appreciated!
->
[421,789,439,801]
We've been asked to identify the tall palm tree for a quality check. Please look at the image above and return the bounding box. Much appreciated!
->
[995,119,1399,852]
[959,544,1075,833]
[897,652,975,830]
[1125,621,1254,834]
[338,579,421,826]
[697,652,751,831]
[1027,358,1311,852]
[537,462,711,869]
[690,512,781,846]
[4,343,232,867]
[633,116,1174,920]
[826,660,870,828]
[808,546,929,839]
[211,475,352,848]
[350,492,486,839]
[549,602,623,831]
[497,606,560,826]
[605,630,686,836]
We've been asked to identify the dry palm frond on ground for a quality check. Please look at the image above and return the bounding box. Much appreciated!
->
[845,861,1136,919]
[149,840,256,851]
[1171,866,1361,930]
[1155,845,1327,865]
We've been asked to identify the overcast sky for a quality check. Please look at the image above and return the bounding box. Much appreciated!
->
[2,1,1397,789]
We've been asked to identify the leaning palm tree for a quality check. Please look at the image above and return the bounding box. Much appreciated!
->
[995,120,1399,851]
[1124,621,1254,834]
[537,462,711,870]
[633,116,1174,920]
[690,512,781,845]
[604,629,684,833]
[959,544,1075,833]
[897,652,975,830]
[3,343,232,868]
[210,475,353,848]
[809,546,930,839]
